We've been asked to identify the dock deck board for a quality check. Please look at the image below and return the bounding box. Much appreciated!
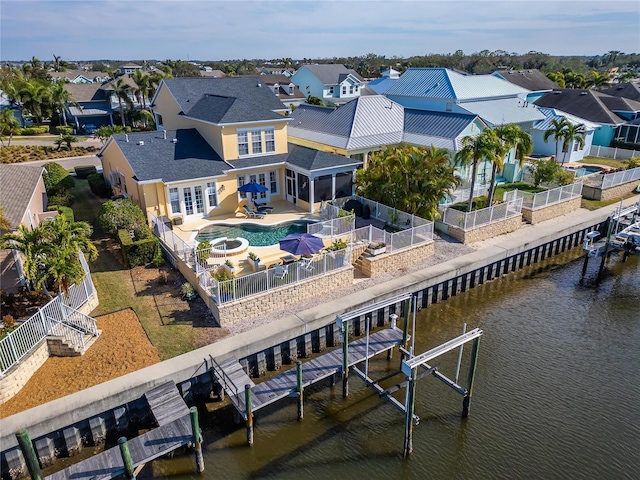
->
[223,327,403,418]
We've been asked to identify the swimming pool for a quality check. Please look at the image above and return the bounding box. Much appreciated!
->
[196,220,317,246]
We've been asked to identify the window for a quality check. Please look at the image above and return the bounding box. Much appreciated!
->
[270,171,278,194]
[238,131,249,156]
[297,173,310,202]
[342,86,347,95]
[314,175,333,202]
[258,173,267,199]
[251,130,262,154]
[265,128,275,152]
[194,186,204,214]
[329,86,334,94]
[156,113,163,127]
[169,188,181,214]
[206,182,218,208]
[238,176,247,199]
[349,86,354,94]
[183,187,194,215]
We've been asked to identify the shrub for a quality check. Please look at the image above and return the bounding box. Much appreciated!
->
[529,158,563,187]
[43,162,74,194]
[623,157,640,170]
[99,199,146,237]
[555,170,575,186]
[55,126,74,135]
[117,229,160,268]
[2,315,16,328]
[74,165,97,179]
[196,240,211,264]
[327,238,348,251]
[21,126,49,135]
[48,190,74,207]
[87,173,109,198]
[48,205,75,222]
[181,282,196,300]
[158,270,169,285]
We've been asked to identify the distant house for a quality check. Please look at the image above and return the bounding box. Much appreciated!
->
[368,68,401,94]
[50,69,109,84]
[99,77,361,221]
[531,107,597,162]
[260,67,296,77]
[291,64,372,105]
[601,82,640,103]
[0,165,55,292]
[120,64,142,75]
[534,89,640,146]
[253,75,306,108]
[64,83,113,130]
[492,69,558,102]
[200,67,226,78]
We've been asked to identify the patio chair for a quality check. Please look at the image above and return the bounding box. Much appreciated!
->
[252,199,274,213]
[299,256,314,272]
[273,264,289,279]
[242,205,267,219]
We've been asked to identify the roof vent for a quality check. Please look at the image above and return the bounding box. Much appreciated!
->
[171,138,178,143]
[125,134,129,142]
[257,83,262,87]
[138,141,144,146]
[580,91,587,95]
[163,130,167,140]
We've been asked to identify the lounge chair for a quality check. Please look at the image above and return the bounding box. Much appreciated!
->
[242,205,267,219]
[252,199,274,213]
[273,264,289,279]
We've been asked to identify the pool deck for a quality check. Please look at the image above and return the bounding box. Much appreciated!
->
[168,201,330,272]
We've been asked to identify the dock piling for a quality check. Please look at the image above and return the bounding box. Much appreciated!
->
[189,407,204,473]
[403,368,417,458]
[15,429,43,480]
[342,320,349,397]
[245,384,254,445]
[117,437,135,479]
[462,337,481,418]
[296,361,304,419]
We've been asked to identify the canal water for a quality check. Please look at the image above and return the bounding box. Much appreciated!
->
[143,251,639,480]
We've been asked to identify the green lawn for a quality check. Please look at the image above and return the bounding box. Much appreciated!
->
[70,179,197,359]
[580,157,627,169]
[581,191,639,211]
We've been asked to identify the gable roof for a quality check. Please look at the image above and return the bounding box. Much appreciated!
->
[297,64,364,85]
[533,107,599,132]
[64,83,107,102]
[50,70,108,81]
[158,77,288,115]
[492,69,558,91]
[183,94,285,124]
[601,82,640,102]
[385,68,530,100]
[0,164,43,228]
[534,89,628,124]
[458,97,545,126]
[108,129,230,183]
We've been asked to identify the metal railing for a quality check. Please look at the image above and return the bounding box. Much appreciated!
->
[440,197,523,231]
[601,167,640,189]
[307,215,355,238]
[204,247,351,305]
[0,251,97,375]
[350,223,434,253]
[504,182,583,209]
[148,212,196,265]
[47,318,86,352]
[335,195,432,229]
[588,145,639,160]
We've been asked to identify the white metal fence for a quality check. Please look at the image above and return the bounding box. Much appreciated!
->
[600,167,640,189]
[350,223,434,252]
[440,197,523,230]
[149,212,196,265]
[0,251,97,375]
[203,247,351,304]
[503,182,583,209]
[589,145,639,160]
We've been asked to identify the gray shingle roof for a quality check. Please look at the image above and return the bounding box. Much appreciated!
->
[184,95,284,124]
[298,64,364,85]
[227,154,288,170]
[110,129,230,183]
[64,83,106,102]
[534,90,628,124]
[160,77,288,115]
[0,164,43,228]
[493,69,558,91]
[602,82,640,102]
[285,144,362,171]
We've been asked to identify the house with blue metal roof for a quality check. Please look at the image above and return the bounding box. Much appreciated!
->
[368,68,401,94]
[99,77,361,220]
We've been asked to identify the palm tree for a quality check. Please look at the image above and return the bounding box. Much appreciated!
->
[44,252,86,295]
[0,108,21,147]
[543,118,569,162]
[52,54,62,72]
[458,130,500,212]
[19,80,50,125]
[44,214,98,262]
[543,118,586,165]
[1,224,49,290]
[109,78,133,128]
[490,124,533,205]
[0,206,12,232]
[588,71,610,89]
[50,82,78,126]
[131,70,150,110]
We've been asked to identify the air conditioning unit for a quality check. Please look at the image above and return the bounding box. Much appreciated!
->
[172,216,183,226]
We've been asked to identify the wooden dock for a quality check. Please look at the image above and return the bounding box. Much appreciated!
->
[46,383,192,480]
[223,327,404,419]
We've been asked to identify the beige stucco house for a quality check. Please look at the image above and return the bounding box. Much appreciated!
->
[99,77,361,224]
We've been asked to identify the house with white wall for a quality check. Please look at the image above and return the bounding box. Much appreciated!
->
[291,64,369,105]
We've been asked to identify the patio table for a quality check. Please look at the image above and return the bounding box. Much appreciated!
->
[280,254,298,265]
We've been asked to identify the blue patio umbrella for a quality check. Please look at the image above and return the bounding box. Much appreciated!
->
[279,233,325,256]
[238,181,268,193]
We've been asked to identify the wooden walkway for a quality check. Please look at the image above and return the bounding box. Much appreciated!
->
[225,327,404,419]
[46,383,192,480]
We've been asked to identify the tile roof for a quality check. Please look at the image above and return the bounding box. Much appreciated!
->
[296,64,364,85]
[0,164,44,228]
[159,77,288,115]
[534,90,628,124]
[601,82,640,102]
[385,68,530,100]
[109,129,230,183]
[183,94,285,124]
[533,107,600,132]
[64,83,106,102]
[458,97,545,126]
[492,69,558,91]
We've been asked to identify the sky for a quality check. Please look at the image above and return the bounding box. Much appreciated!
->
[1,0,639,62]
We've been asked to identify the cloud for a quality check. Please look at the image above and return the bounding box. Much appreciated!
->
[1,0,638,60]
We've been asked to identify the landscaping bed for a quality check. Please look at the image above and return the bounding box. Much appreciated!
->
[0,145,98,164]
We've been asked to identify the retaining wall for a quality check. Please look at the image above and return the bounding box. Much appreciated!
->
[446,214,523,244]
[359,242,434,277]
[0,342,49,406]
[582,180,639,201]
[522,196,582,224]
[2,198,637,479]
